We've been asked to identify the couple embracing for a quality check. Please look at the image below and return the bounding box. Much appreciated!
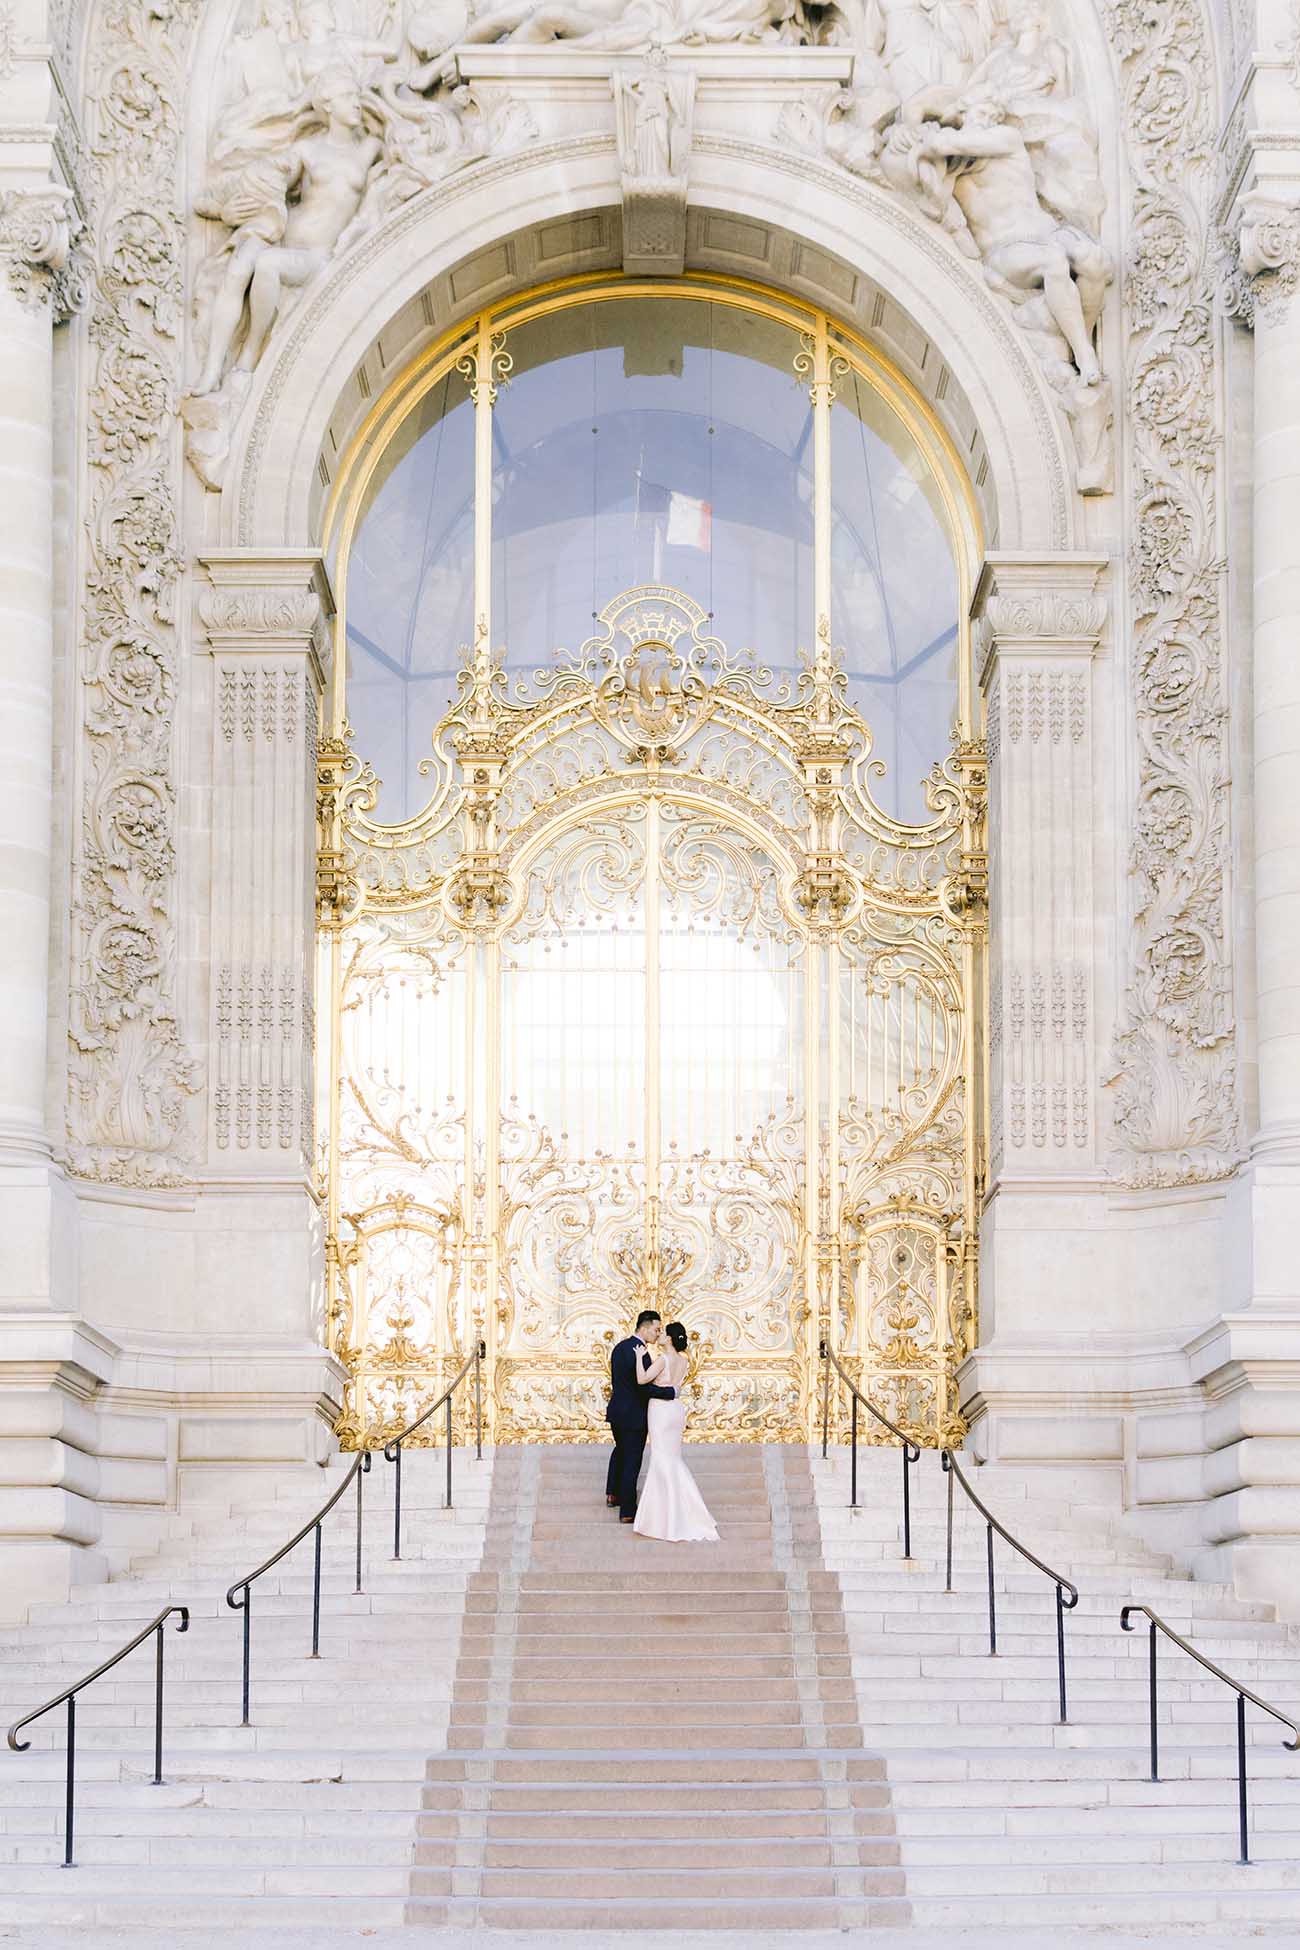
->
[604,1309,719,1543]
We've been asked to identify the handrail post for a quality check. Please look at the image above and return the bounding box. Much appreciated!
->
[475,1340,483,1461]
[393,1440,403,1561]
[240,1588,252,1728]
[1237,1693,1249,1865]
[445,1391,453,1510]
[355,1451,365,1595]
[310,1522,323,1658]
[820,1338,829,1460]
[986,1521,997,1656]
[153,1622,165,1785]
[849,1392,858,1509]
[901,1445,913,1560]
[62,1695,75,1868]
[1148,1619,1159,1782]
[1055,1584,1068,1724]
[944,1453,954,1594]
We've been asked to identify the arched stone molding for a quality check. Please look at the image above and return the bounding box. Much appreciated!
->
[218,135,1077,559]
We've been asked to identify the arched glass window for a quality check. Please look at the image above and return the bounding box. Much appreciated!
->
[336,282,968,826]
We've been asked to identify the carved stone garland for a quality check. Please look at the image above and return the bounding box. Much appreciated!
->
[69,0,202,1183]
[1106,0,1243,1185]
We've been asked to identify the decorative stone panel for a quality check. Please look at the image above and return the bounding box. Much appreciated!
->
[197,553,331,1180]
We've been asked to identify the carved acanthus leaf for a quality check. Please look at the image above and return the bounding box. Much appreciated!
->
[0,183,87,316]
[1221,192,1300,327]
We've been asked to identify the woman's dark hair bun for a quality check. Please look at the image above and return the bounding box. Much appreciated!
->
[665,1321,688,1352]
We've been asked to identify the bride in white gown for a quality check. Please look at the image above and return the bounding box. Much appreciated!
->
[633,1321,719,1543]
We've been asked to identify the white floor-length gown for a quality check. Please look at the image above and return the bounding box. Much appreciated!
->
[633,1350,719,1542]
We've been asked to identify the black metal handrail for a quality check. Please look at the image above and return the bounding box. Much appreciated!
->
[226,1449,371,1727]
[942,1447,1079,1722]
[7,1605,189,1866]
[383,1339,485,1561]
[1121,1602,1300,1863]
[819,1339,920,1559]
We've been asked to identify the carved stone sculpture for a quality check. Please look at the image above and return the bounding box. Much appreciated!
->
[615,48,694,273]
[186,0,1113,493]
[782,0,1114,492]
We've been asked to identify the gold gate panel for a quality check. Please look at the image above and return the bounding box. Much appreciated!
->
[317,278,986,1449]
[320,579,985,1447]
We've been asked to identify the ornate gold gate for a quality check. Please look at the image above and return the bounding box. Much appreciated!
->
[316,279,986,1448]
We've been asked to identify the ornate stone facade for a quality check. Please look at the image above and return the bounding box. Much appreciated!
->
[5,0,1300,1622]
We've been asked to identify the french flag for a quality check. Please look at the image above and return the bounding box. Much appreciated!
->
[637,474,712,551]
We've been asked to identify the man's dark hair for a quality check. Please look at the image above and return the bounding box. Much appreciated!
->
[635,1309,661,1330]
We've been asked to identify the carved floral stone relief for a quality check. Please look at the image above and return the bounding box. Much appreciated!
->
[1105,0,1242,1185]
[68,0,203,1185]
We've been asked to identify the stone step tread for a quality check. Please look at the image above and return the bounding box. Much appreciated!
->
[416,1865,908,1898]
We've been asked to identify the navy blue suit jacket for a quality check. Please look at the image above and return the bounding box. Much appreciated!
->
[605,1335,675,1429]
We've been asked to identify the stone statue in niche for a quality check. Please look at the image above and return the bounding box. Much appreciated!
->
[614,46,694,273]
[784,0,1114,492]
[628,62,673,176]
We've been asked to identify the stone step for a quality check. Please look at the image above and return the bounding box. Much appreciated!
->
[447,1724,828,1751]
[422,1836,900,1870]
[449,1699,850,1728]
[457,1807,857,1835]
[411,1894,907,1928]
[0,1897,415,1930]
[430,1863,908,1899]
[424,1749,879,1782]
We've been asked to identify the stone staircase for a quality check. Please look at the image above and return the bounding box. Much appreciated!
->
[2,1434,1300,1941]
[816,1446,1300,1934]
[407,1442,905,1929]
[0,1447,493,1935]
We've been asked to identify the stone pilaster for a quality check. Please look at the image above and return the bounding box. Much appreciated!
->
[198,553,329,1182]
[0,166,100,1613]
[1191,109,1300,1608]
[977,555,1108,1192]
[178,552,345,1487]
[959,555,1118,1472]
[0,184,76,1168]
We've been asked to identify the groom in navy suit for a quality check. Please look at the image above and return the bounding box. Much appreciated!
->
[605,1310,677,1523]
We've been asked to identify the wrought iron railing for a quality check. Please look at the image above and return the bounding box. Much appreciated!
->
[7,1605,189,1866]
[942,1447,1079,1723]
[224,1339,485,1722]
[226,1450,371,1727]
[383,1339,485,1560]
[1121,1601,1300,1863]
[818,1339,921,1558]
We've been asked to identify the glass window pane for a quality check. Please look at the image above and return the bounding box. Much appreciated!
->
[831,366,958,824]
[346,367,475,822]
[491,298,812,683]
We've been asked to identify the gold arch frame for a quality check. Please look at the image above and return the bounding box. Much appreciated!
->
[318,276,988,1448]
